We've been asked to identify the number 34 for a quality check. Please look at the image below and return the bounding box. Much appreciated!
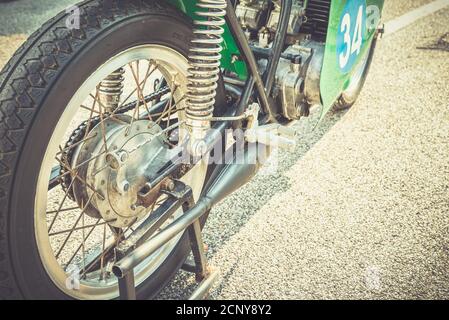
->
[339,5,364,70]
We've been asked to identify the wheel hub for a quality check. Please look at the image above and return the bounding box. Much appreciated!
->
[70,115,173,228]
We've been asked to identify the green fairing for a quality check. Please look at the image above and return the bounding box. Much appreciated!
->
[166,0,248,79]
[166,0,384,118]
[320,0,384,115]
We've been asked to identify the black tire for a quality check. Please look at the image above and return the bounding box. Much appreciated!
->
[0,0,224,300]
[332,34,378,111]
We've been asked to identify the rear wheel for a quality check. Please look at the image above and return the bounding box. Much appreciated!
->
[0,0,221,300]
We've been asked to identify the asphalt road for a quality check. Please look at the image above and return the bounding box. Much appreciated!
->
[0,0,76,35]
[0,0,448,300]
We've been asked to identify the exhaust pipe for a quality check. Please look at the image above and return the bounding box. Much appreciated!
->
[112,142,270,278]
[202,142,270,206]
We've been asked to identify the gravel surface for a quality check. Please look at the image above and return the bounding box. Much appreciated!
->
[1,0,448,300]
[0,0,77,65]
[382,0,434,21]
[160,3,449,299]
[0,34,26,67]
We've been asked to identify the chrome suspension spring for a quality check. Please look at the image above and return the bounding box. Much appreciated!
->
[186,0,227,142]
[98,68,125,113]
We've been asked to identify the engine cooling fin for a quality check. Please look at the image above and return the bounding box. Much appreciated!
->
[301,0,331,42]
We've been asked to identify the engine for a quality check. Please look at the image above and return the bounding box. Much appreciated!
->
[236,0,306,45]
[234,0,331,120]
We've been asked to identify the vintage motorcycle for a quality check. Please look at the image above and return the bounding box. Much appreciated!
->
[0,0,384,299]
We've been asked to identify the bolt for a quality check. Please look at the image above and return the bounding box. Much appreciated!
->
[119,150,128,162]
[106,153,120,169]
[163,179,175,191]
[190,140,208,157]
[96,191,105,201]
[106,150,128,169]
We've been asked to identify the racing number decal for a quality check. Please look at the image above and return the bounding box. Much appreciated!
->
[339,13,352,69]
[337,0,367,73]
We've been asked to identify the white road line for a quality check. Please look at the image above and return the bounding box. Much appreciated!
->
[384,0,449,36]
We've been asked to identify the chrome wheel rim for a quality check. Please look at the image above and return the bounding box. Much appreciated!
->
[34,45,208,300]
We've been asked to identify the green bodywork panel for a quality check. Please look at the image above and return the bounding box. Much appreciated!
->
[167,0,384,115]
[320,0,384,114]
[166,0,248,79]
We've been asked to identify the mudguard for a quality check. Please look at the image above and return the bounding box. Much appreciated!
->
[320,0,384,114]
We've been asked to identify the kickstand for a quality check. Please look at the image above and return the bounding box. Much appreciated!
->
[180,197,219,300]
[116,182,219,300]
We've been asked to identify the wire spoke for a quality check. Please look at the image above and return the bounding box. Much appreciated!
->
[81,203,86,275]
[47,206,80,215]
[48,176,76,232]
[89,89,109,153]
[80,104,100,115]
[56,145,105,174]
[55,134,98,157]
[65,217,102,268]
[116,60,157,112]
[44,55,188,285]
[99,223,107,280]
[49,219,116,237]
[55,193,95,259]
[155,95,186,124]
[128,60,160,125]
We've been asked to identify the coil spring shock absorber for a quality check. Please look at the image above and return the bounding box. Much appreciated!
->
[98,68,125,113]
[186,0,227,155]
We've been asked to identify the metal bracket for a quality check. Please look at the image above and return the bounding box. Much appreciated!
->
[114,180,219,300]
[243,103,297,150]
[378,23,385,39]
[246,123,297,150]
